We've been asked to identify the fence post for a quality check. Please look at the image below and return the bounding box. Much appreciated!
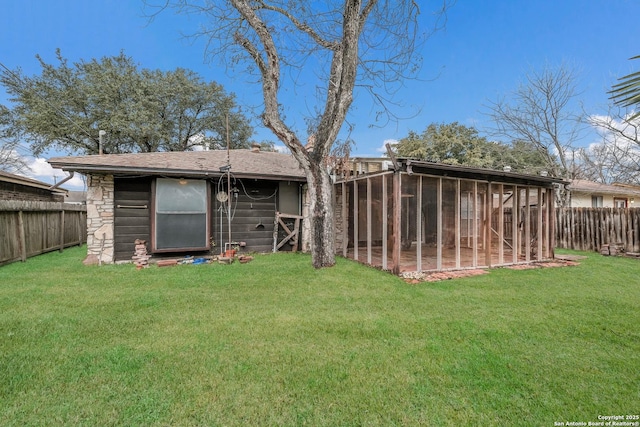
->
[17,210,26,262]
[59,209,65,252]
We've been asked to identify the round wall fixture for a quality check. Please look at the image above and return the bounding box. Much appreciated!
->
[216,191,228,202]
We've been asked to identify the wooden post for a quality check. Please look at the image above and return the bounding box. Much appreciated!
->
[391,172,402,274]
[512,186,519,264]
[416,176,422,272]
[537,188,543,261]
[472,181,478,267]
[17,210,26,262]
[353,179,359,261]
[366,178,372,265]
[485,182,492,267]
[382,175,388,270]
[436,177,442,271]
[525,187,531,262]
[341,182,348,257]
[59,210,65,252]
[634,209,640,253]
[498,184,504,264]
[549,186,556,258]
[455,179,461,269]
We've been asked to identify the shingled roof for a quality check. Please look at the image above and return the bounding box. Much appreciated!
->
[48,149,306,181]
[0,170,67,194]
[569,179,640,197]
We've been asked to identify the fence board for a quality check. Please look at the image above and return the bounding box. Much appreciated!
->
[556,208,640,253]
[0,201,86,266]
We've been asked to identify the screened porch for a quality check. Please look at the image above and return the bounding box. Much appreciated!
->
[335,160,560,274]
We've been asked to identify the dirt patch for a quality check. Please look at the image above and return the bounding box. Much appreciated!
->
[554,254,588,261]
[505,260,580,270]
[402,269,489,284]
[402,258,579,283]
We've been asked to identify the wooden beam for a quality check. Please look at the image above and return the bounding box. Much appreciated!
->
[416,176,422,271]
[498,184,504,264]
[341,182,347,257]
[513,186,519,264]
[382,175,388,270]
[549,186,556,259]
[485,182,492,267]
[525,187,531,262]
[392,172,402,274]
[436,177,442,271]
[366,178,372,265]
[353,180,359,261]
[472,181,478,267]
[537,187,543,260]
[455,179,461,269]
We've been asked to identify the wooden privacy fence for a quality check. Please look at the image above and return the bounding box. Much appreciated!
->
[0,200,87,266]
[555,207,640,253]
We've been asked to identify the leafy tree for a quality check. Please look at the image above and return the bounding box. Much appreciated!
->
[151,0,450,268]
[0,50,253,155]
[610,55,640,121]
[394,122,552,174]
[395,122,497,168]
[500,139,556,175]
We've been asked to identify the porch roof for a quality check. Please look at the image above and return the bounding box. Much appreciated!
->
[48,149,307,181]
[337,158,568,188]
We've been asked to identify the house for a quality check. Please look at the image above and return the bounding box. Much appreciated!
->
[0,170,67,202]
[48,148,567,273]
[568,179,640,208]
[48,148,307,264]
[335,158,566,274]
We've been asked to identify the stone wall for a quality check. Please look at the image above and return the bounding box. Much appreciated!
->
[84,174,115,265]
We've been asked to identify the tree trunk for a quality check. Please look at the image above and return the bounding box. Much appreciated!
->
[306,161,336,268]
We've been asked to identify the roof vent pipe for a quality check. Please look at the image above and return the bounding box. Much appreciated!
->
[99,130,106,155]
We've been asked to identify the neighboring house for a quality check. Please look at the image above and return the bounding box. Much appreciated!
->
[0,170,67,202]
[568,179,640,208]
[48,148,307,264]
[65,191,87,205]
[335,158,566,274]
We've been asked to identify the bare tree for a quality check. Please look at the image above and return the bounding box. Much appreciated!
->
[580,109,640,184]
[0,141,31,174]
[149,0,449,268]
[0,105,30,174]
[485,65,585,205]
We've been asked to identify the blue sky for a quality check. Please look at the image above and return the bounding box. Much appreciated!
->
[1,0,639,188]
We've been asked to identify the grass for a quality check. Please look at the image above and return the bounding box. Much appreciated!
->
[0,247,639,426]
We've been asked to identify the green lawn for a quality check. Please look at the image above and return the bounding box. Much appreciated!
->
[1,247,638,426]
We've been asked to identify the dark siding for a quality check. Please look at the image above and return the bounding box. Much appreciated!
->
[113,176,299,260]
[212,179,298,254]
[114,177,151,261]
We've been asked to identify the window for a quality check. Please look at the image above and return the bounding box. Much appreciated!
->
[591,195,603,207]
[614,198,627,208]
[153,178,209,252]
